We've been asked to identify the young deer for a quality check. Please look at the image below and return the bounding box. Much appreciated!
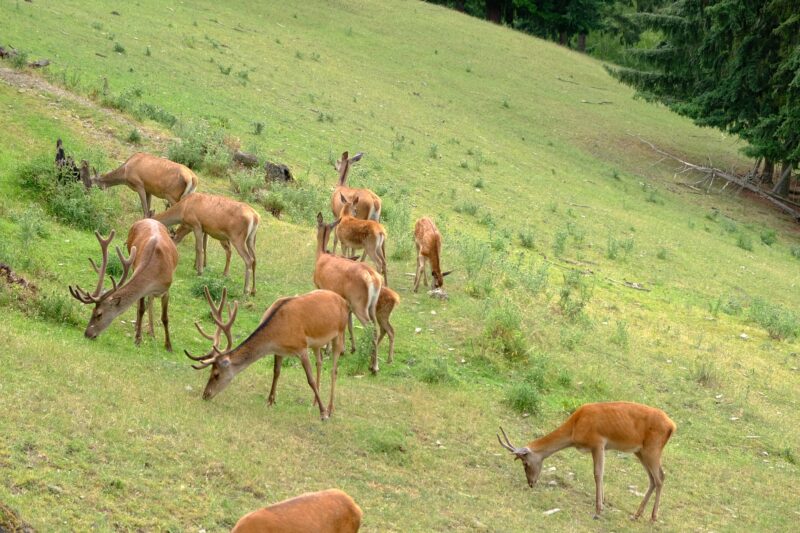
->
[335,193,388,284]
[185,289,348,420]
[330,150,381,223]
[232,489,362,533]
[152,192,260,295]
[68,219,178,350]
[93,152,198,217]
[376,287,400,363]
[413,217,452,292]
[497,401,676,521]
[313,213,383,373]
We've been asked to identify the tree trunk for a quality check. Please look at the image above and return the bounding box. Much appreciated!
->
[486,0,501,23]
[454,0,465,12]
[772,163,793,197]
[577,33,587,52]
[559,31,569,46]
[748,157,762,179]
[759,159,774,184]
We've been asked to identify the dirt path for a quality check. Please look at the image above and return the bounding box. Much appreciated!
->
[0,66,173,158]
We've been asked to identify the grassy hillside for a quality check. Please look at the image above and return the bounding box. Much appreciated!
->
[1,0,798,531]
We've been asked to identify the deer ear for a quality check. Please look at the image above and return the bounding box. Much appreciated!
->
[316,212,323,225]
[339,192,347,203]
[351,152,363,162]
[442,270,454,277]
[352,195,359,204]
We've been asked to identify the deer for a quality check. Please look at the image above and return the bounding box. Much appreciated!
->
[376,287,400,364]
[413,217,452,293]
[497,401,676,522]
[334,193,388,284]
[330,150,381,222]
[151,192,260,296]
[92,152,198,217]
[185,288,348,420]
[314,213,383,374]
[68,219,179,350]
[232,489,362,533]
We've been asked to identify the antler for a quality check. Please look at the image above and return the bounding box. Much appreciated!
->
[70,230,125,305]
[185,286,239,367]
[497,426,529,457]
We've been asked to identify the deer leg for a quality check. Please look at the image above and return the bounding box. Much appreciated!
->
[347,312,356,353]
[331,233,339,255]
[246,232,257,296]
[327,333,344,416]
[651,466,665,522]
[312,347,323,406]
[192,226,204,275]
[231,239,253,296]
[203,233,209,268]
[367,298,379,374]
[134,297,146,345]
[633,451,657,520]
[146,296,155,337]
[267,355,283,406]
[298,350,327,420]
[161,293,172,352]
[413,254,425,292]
[220,239,232,276]
[384,320,395,363]
[592,447,605,519]
[137,189,150,218]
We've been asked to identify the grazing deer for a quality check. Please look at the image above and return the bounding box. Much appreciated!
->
[376,287,400,363]
[330,151,381,223]
[152,192,260,296]
[232,489,362,533]
[68,219,178,350]
[413,217,452,292]
[185,289,348,420]
[334,193,388,284]
[314,213,383,373]
[92,152,198,217]
[497,401,676,521]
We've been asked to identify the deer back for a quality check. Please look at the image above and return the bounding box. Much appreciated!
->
[232,489,363,533]
[156,193,259,240]
[122,152,198,204]
[331,187,382,221]
[314,253,381,313]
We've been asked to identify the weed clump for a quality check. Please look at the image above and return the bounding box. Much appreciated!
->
[168,119,231,175]
[558,270,593,321]
[483,302,527,361]
[748,299,799,340]
[418,358,455,384]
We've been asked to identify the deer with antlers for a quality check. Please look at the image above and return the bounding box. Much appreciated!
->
[334,193,388,284]
[232,489,362,533]
[185,288,348,420]
[314,213,384,373]
[68,219,178,350]
[413,217,452,293]
[152,192,260,296]
[497,401,676,521]
[330,151,381,223]
[92,152,198,217]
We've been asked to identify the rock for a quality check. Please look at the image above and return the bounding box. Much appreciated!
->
[233,150,259,168]
[543,508,561,516]
[264,160,294,183]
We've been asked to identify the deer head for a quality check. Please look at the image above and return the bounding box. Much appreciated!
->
[497,426,542,488]
[334,151,363,185]
[316,212,340,254]
[432,270,453,290]
[184,286,239,400]
[68,230,137,339]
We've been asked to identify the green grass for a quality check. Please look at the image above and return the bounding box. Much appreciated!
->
[0,0,798,531]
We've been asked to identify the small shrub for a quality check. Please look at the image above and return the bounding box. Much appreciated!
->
[501,97,510,109]
[558,270,593,321]
[190,276,232,301]
[35,290,83,326]
[169,120,229,172]
[656,247,668,260]
[10,49,29,69]
[126,128,142,144]
[473,177,485,189]
[610,320,629,349]
[692,361,720,388]
[229,168,263,203]
[251,121,264,135]
[145,46,151,56]
[609,168,621,180]
[17,205,50,242]
[552,230,568,256]
[113,42,126,54]
[454,201,479,216]
[748,299,799,340]
[484,303,527,361]
[218,64,232,75]
[518,229,535,249]
[478,212,494,228]
[736,233,753,251]
[428,144,439,159]
[506,382,541,414]
[760,229,777,246]
[262,178,330,226]
[419,358,455,384]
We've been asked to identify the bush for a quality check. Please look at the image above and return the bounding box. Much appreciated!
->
[506,382,542,415]
[558,270,593,321]
[418,358,455,384]
[518,229,535,249]
[748,299,799,340]
[168,119,230,174]
[760,229,777,246]
[737,233,754,251]
[127,128,142,144]
[17,156,118,232]
[10,49,28,69]
[454,200,479,216]
[610,320,629,349]
[484,302,528,361]
[552,229,568,256]
[262,179,330,226]
[190,275,236,302]
[229,168,263,203]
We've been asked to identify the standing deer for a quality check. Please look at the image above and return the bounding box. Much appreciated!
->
[413,217,452,292]
[330,151,381,223]
[497,401,676,521]
[376,287,399,363]
[152,192,260,296]
[68,219,178,350]
[185,289,348,420]
[334,193,388,284]
[314,213,383,373]
[92,152,198,217]
[232,489,362,533]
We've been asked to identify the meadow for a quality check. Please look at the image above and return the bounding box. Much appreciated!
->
[0,0,798,531]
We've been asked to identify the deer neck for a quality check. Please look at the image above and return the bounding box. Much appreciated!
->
[96,165,127,186]
[225,298,293,368]
[337,161,350,186]
[153,202,185,226]
[528,423,574,459]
